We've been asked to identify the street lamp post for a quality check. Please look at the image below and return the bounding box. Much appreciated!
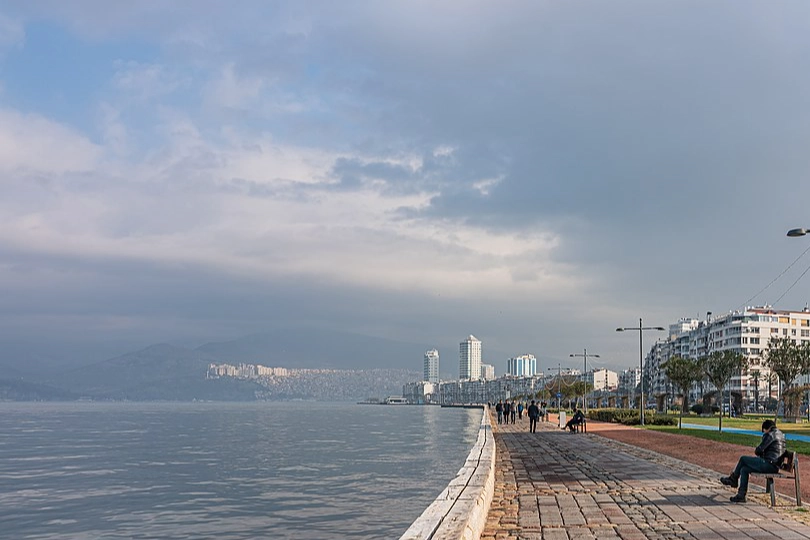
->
[787,227,810,421]
[569,349,600,414]
[616,318,665,426]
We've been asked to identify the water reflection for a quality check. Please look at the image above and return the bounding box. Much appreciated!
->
[0,402,480,539]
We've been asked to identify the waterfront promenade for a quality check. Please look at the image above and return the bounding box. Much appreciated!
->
[482,416,810,540]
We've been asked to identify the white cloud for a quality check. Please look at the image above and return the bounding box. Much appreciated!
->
[0,109,101,173]
[0,107,584,306]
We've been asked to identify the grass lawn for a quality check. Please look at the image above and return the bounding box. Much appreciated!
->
[645,425,810,456]
[669,414,810,433]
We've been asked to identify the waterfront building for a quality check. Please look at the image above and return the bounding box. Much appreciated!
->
[618,368,641,396]
[506,354,537,377]
[582,368,618,391]
[403,381,437,404]
[459,335,482,381]
[481,363,495,381]
[424,349,440,383]
[643,306,810,413]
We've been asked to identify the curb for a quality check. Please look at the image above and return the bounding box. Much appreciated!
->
[400,407,495,540]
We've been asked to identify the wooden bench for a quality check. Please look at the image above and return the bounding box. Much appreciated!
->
[574,418,587,433]
[751,450,802,507]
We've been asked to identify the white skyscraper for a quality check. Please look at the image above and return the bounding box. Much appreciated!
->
[424,349,439,383]
[459,335,482,381]
[506,354,537,377]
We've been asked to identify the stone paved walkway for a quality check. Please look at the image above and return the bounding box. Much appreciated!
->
[482,416,810,540]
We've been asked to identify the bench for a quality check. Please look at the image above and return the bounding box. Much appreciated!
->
[574,418,587,433]
[751,450,802,507]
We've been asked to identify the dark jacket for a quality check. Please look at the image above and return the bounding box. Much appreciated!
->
[755,428,786,465]
[527,404,540,419]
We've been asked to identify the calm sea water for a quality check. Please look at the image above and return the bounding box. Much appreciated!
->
[0,402,481,540]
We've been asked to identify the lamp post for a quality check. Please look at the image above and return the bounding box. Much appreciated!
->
[616,318,665,425]
[787,227,810,420]
[569,349,600,414]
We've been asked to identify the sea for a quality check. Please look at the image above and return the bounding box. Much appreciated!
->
[0,401,482,540]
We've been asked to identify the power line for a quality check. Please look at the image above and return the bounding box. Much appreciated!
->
[773,259,810,306]
[737,244,810,310]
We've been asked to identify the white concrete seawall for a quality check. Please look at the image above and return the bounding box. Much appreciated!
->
[400,407,495,540]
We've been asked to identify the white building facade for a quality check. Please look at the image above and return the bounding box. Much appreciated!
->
[583,368,618,391]
[459,335,482,381]
[481,363,496,380]
[645,306,810,412]
[424,349,439,383]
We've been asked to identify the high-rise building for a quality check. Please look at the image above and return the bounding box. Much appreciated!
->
[424,349,440,383]
[459,335,482,380]
[506,354,537,377]
[481,363,496,381]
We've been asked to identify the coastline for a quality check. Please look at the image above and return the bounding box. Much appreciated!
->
[400,406,495,540]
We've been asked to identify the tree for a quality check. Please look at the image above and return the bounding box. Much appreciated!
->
[701,350,746,431]
[765,337,810,421]
[662,355,704,429]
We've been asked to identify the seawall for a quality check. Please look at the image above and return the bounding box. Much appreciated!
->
[400,406,495,540]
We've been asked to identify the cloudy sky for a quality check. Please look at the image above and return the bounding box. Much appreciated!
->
[2,1,810,375]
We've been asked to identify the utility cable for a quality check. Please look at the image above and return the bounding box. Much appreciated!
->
[736,244,810,310]
[773,259,810,306]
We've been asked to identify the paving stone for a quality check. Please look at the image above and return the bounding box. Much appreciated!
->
[480,414,810,540]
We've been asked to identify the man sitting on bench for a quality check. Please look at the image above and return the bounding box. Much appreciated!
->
[564,408,585,432]
[720,419,785,503]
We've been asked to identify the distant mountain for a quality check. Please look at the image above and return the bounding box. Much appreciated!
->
[0,377,77,401]
[21,328,432,402]
[195,328,427,370]
[49,343,264,401]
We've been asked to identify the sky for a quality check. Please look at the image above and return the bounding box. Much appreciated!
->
[3,1,810,375]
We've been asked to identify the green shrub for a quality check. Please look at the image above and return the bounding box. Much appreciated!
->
[586,408,676,426]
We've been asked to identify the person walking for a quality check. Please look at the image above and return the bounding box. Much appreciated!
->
[517,402,524,420]
[527,400,540,433]
[720,419,786,503]
[503,401,511,425]
[510,401,517,424]
[495,400,503,424]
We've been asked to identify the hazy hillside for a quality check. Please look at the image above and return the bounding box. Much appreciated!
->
[196,328,427,370]
[0,378,78,401]
[49,343,263,401]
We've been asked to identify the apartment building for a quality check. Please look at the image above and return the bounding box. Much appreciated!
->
[645,306,810,412]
